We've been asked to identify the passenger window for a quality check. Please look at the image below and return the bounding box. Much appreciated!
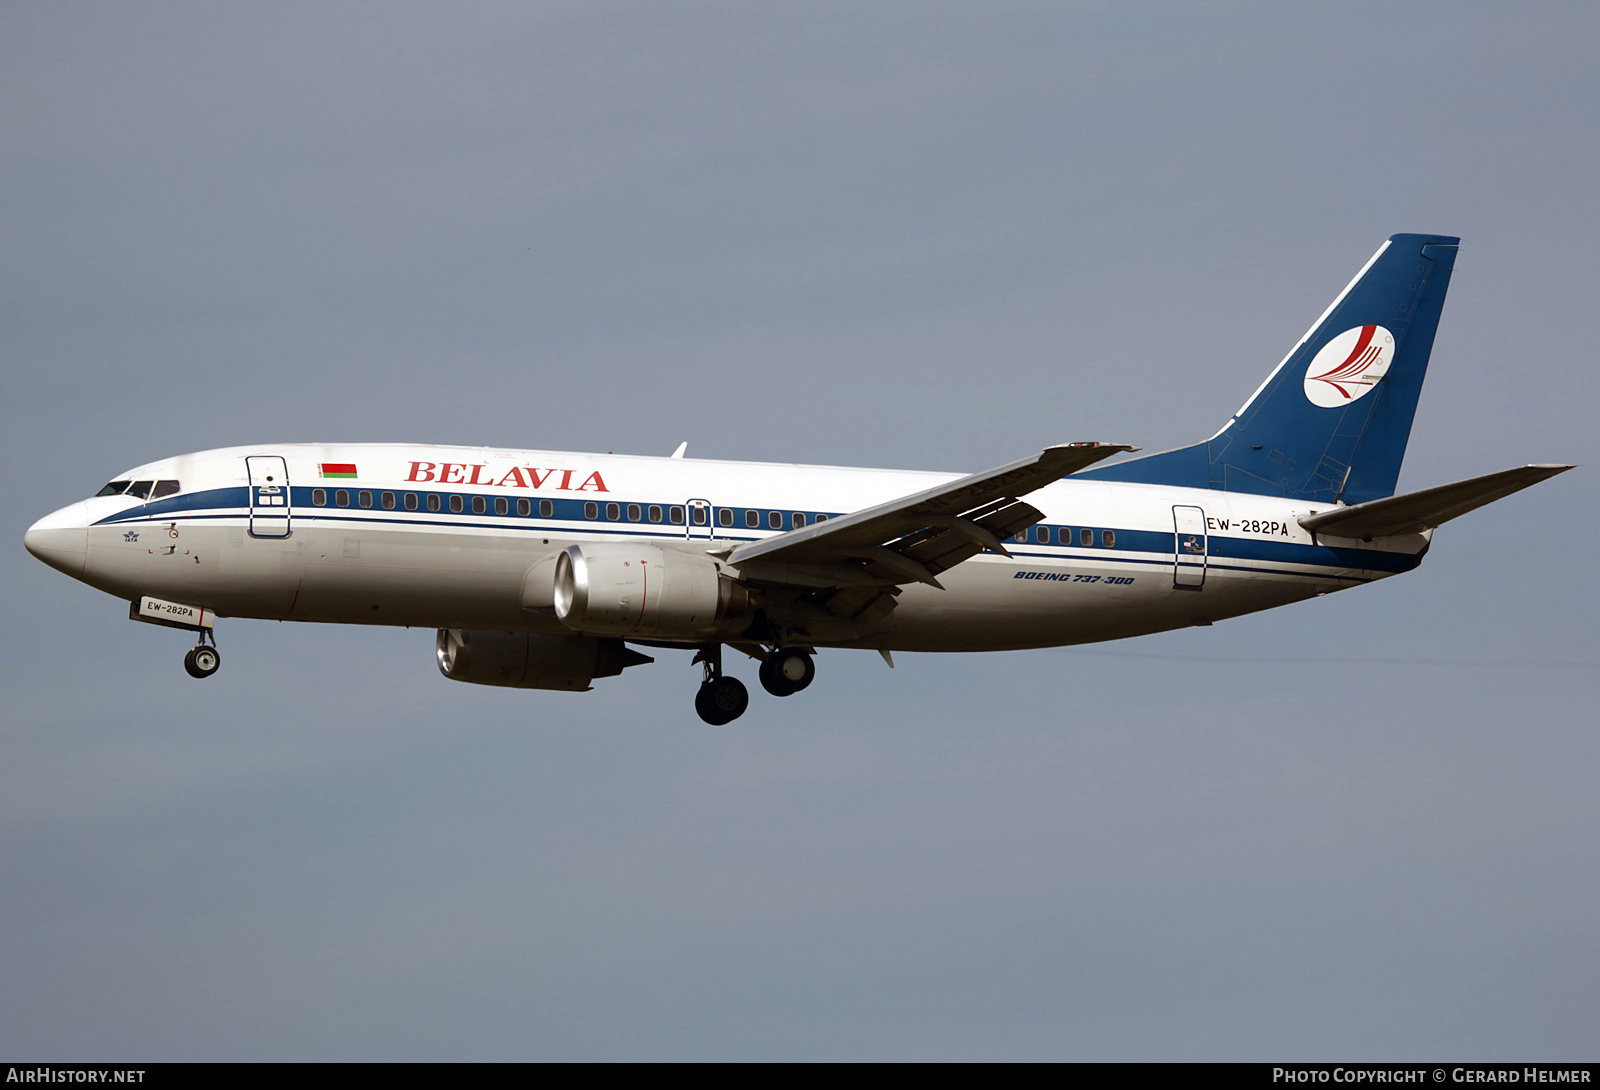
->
[517,498,530,516]
[471,496,486,514]
[793,512,805,528]
[648,505,662,523]
[691,506,707,526]
[382,492,396,510]
[427,494,441,512]
[126,481,154,500]
[1080,528,1093,547]
[669,506,685,525]
[719,509,733,527]
[745,510,759,529]
[335,489,350,507]
[540,499,553,517]
[151,480,180,499]
[627,504,641,521]
[585,502,598,519]
[606,502,620,521]
[815,513,828,522]
[405,494,418,511]
[358,491,372,508]
[1015,530,1027,543]
[95,481,131,497]
[1057,527,1071,545]
[494,497,508,515]
[450,496,463,514]
[768,511,782,529]
[313,489,327,506]
[1036,526,1049,544]
[1102,529,1115,547]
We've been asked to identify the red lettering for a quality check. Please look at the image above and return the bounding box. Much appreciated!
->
[525,468,556,489]
[496,467,527,488]
[575,471,609,493]
[468,464,490,485]
[557,469,574,491]
[440,463,467,484]
[407,461,438,483]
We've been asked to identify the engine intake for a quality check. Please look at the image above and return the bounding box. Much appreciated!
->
[435,628,652,691]
[552,543,752,638]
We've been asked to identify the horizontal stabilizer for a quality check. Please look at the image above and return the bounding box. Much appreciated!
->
[1299,464,1574,540]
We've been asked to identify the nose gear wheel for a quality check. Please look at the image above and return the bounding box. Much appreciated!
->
[184,645,221,679]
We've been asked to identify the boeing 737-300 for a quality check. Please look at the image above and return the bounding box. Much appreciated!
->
[24,234,1574,723]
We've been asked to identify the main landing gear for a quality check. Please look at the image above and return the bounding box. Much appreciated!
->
[693,645,748,726]
[183,631,221,679]
[691,644,816,724]
[758,647,814,697]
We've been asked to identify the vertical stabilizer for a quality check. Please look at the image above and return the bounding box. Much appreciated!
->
[1081,233,1459,504]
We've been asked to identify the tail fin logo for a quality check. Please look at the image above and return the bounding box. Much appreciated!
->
[1303,325,1395,408]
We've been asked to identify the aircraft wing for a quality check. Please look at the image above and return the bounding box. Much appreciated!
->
[726,442,1137,590]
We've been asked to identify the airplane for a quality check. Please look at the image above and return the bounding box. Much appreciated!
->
[23,233,1574,724]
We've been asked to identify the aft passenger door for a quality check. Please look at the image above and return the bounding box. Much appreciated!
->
[246,456,292,538]
[1172,505,1207,588]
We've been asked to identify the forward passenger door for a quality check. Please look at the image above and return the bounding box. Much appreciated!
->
[246,456,292,538]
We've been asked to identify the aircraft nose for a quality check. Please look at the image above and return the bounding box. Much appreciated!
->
[25,501,89,578]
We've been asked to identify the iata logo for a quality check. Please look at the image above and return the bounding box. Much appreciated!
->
[1303,325,1394,408]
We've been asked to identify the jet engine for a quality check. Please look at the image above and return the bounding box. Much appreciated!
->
[435,628,652,691]
[552,543,753,638]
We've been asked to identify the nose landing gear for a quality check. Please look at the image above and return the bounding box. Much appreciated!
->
[183,642,221,679]
[128,596,221,679]
[182,627,220,679]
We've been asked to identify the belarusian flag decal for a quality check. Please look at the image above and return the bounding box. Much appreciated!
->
[319,463,358,478]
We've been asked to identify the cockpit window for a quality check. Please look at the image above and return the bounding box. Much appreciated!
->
[96,481,130,497]
[125,481,154,500]
[151,480,180,499]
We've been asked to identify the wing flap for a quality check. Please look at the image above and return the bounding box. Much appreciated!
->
[728,443,1135,582]
[893,500,1042,575]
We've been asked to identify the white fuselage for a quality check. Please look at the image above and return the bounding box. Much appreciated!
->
[27,443,1428,653]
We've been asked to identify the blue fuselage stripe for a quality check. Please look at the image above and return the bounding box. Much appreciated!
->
[94,485,1417,577]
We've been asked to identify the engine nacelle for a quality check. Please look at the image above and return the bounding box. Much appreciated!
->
[435,628,651,691]
[552,543,752,638]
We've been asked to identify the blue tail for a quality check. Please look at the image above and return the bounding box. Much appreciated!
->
[1080,233,1459,505]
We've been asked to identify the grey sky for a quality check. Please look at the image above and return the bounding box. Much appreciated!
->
[3,1,1596,1060]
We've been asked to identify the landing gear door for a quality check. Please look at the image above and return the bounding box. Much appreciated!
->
[686,498,714,541]
[1173,505,1207,588]
[246,456,292,538]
